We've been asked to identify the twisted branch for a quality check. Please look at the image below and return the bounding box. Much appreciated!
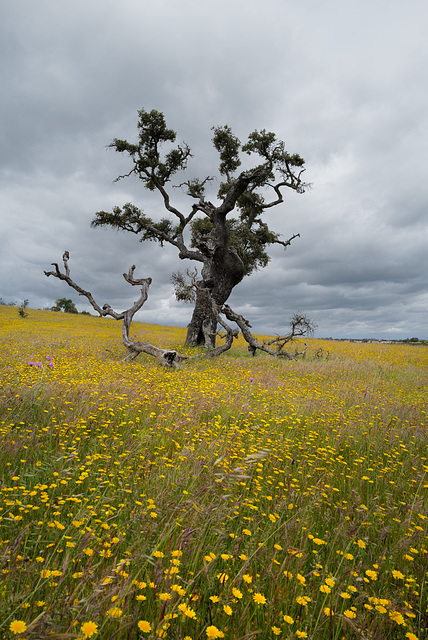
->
[44,253,236,366]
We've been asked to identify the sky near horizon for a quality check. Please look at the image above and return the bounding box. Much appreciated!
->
[1,0,427,339]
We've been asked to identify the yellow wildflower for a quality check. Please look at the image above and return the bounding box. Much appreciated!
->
[9,621,27,635]
[81,621,98,637]
[253,592,266,604]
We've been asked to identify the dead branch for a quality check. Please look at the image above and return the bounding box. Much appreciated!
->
[45,252,237,366]
[222,306,314,359]
[45,252,191,367]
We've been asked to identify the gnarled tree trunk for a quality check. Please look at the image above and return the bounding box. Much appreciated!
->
[185,212,245,347]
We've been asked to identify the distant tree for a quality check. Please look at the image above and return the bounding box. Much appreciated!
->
[52,297,78,313]
[18,299,29,318]
[91,109,307,347]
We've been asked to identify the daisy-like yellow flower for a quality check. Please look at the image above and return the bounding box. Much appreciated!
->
[138,620,152,632]
[405,633,419,640]
[283,615,294,624]
[253,592,266,605]
[178,603,197,619]
[232,587,243,599]
[320,584,331,593]
[158,592,171,601]
[81,621,98,637]
[392,570,405,579]
[243,574,252,584]
[223,605,232,615]
[242,529,252,536]
[356,539,366,549]
[343,610,356,619]
[296,631,308,638]
[172,584,186,596]
[272,626,281,635]
[365,570,378,581]
[9,620,27,635]
[376,605,387,614]
[206,625,224,639]
[324,607,334,616]
[389,611,405,625]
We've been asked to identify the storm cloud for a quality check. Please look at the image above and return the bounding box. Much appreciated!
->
[1,0,427,338]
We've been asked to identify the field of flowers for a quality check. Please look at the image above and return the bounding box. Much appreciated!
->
[0,304,427,640]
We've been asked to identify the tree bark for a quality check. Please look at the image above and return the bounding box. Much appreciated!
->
[185,208,246,347]
[185,286,218,347]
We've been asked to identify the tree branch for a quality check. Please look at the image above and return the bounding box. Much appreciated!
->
[45,253,189,366]
[44,253,237,366]
[222,305,314,358]
[273,232,300,249]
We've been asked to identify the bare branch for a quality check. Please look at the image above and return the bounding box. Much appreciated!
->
[45,253,188,366]
[273,232,300,249]
[44,253,238,366]
[222,305,314,359]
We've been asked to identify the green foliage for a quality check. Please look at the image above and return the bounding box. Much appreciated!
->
[171,268,198,303]
[109,109,191,191]
[18,299,29,318]
[92,203,180,246]
[190,215,278,275]
[52,298,78,314]
[211,124,242,176]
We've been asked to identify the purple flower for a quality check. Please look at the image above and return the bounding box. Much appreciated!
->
[249,377,254,382]
[46,356,54,369]
[28,361,43,370]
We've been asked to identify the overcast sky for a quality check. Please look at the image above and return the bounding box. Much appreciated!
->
[1,0,427,339]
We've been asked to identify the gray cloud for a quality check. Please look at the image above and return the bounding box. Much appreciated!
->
[1,0,427,339]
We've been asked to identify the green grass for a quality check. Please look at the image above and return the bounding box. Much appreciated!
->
[0,305,427,639]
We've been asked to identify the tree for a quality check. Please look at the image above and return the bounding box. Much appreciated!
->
[91,109,307,347]
[45,252,316,367]
[18,299,29,318]
[52,297,78,313]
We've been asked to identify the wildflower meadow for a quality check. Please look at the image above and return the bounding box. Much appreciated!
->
[0,305,427,639]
